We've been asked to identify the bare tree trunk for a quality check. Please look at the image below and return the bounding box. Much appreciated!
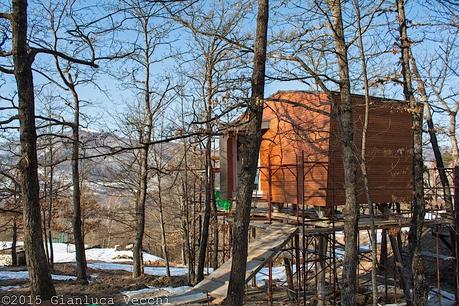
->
[47,144,54,269]
[69,81,88,283]
[179,100,195,282]
[283,257,295,301]
[226,0,269,305]
[411,57,459,271]
[326,1,359,304]
[50,26,88,279]
[352,1,378,303]
[396,0,427,304]
[12,0,56,300]
[182,150,195,282]
[411,57,453,214]
[211,208,219,269]
[196,136,212,282]
[197,59,216,278]
[158,174,171,278]
[12,220,17,266]
[379,204,389,271]
[133,146,148,277]
[211,157,218,270]
[43,206,49,263]
[449,112,459,165]
[183,182,195,282]
[206,67,218,271]
[133,18,154,279]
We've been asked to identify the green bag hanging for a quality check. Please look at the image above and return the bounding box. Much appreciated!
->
[215,190,232,211]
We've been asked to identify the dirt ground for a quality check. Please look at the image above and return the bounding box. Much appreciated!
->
[0,264,188,305]
[0,228,455,305]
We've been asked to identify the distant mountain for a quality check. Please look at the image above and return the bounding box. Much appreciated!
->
[0,129,183,201]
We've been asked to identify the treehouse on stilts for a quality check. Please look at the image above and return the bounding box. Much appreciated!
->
[175,91,456,305]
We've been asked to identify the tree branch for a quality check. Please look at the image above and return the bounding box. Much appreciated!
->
[0,12,11,20]
[0,208,21,215]
[0,115,19,126]
[30,48,99,68]
[0,66,14,74]
[0,50,13,57]
[172,15,253,53]
[80,131,209,160]
[35,115,74,128]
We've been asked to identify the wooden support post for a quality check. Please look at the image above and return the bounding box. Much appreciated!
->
[380,229,387,269]
[252,227,257,287]
[331,209,337,306]
[316,235,327,306]
[302,234,306,306]
[296,154,304,222]
[382,228,388,303]
[313,238,318,296]
[295,232,301,300]
[378,203,389,270]
[435,228,442,305]
[268,261,273,306]
[389,230,411,304]
[284,257,296,301]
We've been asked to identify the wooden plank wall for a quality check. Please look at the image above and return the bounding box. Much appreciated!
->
[260,92,332,206]
[327,94,413,205]
[221,91,414,207]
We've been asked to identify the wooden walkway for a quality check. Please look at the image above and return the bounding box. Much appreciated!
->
[246,216,447,235]
[172,224,298,305]
[160,214,449,304]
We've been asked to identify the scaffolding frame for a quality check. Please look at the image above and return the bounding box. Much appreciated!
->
[208,155,459,305]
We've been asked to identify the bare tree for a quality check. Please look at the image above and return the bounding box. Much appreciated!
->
[182,1,251,281]
[227,0,269,305]
[352,1,380,304]
[113,0,172,278]
[323,1,359,304]
[32,0,119,281]
[396,0,428,303]
[425,38,459,166]
[411,55,454,216]
[5,0,57,299]
[37,95,64,270]
[3,0,56,299]
[0,0,98,299]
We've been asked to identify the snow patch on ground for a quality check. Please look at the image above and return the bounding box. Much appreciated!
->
[428,289,455,306]
[0,285,21,291]
[0,241,24,251]
[425,211,446,220]
[0,271,76,281]
[255,267,286,285]
[87,262,190,277]
[1,242,164,265]
[50,243,164,264]
[122,286,191,299]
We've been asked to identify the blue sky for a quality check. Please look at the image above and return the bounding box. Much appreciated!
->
[0,0,457,147]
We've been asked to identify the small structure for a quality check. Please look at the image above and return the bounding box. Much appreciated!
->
[220,91,414,208]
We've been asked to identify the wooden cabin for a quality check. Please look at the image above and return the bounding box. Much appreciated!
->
[219,91,414,208]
